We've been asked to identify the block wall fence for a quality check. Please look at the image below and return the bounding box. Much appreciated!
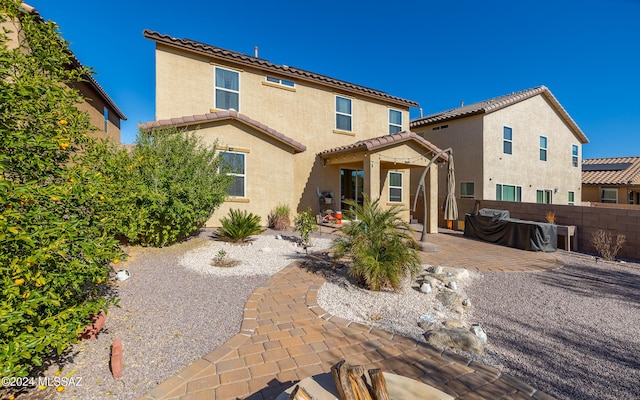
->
[439,198,640,261]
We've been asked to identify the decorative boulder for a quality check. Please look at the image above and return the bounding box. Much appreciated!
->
[424,328,484,354]
[471,324,488,344]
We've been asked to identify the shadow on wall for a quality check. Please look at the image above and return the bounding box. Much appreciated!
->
[298,157,340,216]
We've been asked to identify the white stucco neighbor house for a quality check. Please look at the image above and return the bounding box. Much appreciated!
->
[411,86,589,206]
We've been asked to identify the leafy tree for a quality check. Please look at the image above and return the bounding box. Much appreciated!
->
[332,196,420,291]
[0,0,122,377]
[86,127,233,247]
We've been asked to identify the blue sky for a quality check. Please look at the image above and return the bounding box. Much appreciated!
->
[34,0,639,158]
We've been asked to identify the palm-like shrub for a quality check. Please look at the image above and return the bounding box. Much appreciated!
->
[332,196,420,291]
[268,204,291,230]
[218,209,265,242]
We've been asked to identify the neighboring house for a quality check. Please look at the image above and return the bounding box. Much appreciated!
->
[411,86,589,207]
[141,30,447,230]
[582,157,640,205]
[2,3,126,144]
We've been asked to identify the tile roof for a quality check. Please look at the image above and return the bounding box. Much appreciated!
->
[143,30,419,109]
[21,3,127,120]
[582,156,640,185]
[317,131,448,161]
[138,110,306,153]
[410,86,588,144]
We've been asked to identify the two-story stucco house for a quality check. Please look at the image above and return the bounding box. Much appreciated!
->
[411,86,589,208]
[141,30,447,231]
[3,3,127,144]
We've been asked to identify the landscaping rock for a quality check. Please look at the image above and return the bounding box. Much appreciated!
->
[436,290,466,314]
[443,319,468,329]
[418,315,437,331]
[420,282,432,294]
[424,328,484,354]
[446,281,457,290]
[471,324,488,344]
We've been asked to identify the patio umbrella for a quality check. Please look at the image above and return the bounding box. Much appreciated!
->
[443,153,458,223]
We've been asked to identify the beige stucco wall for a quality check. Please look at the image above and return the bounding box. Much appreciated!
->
[415,95,583,205]
[414,115,484,202]
[186,121,297,227]
[154,44,414,219]
[483,95,582,204]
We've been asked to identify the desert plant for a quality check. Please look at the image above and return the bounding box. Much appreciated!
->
[591,230,626,261]
[85,127,233,247]
[294,207,318,249]
[218,209,265,242]
[332,195,420,291]
[268,204,291,231]
[545,211,556,224]
[0,1,122,377]
[210,249,240,268]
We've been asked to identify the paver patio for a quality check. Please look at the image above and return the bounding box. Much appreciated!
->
[141,231,562,400]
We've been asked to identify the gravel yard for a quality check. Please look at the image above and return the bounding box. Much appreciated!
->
[9,227,640,400]
[14,229,331,400]
[319,251,640,400]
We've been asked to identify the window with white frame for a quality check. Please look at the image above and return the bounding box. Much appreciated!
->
[220,151,246,197]
[568,191,575,205]
[503,126,513,154]
[265,76,295,87]
[389,109,402,134]
[540,136,548,161]
[460,182,475,198]
[536,189,552,204]
[215,67,239,110]
[496,184,522,202]
[388,172,402,202]
[336,96,352,131]
[601,188,617,203]
[572,145,579,167]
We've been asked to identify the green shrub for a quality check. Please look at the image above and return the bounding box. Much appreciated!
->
[0,1,122,377]
[218,209,265,242]
[268,204,291,230]
[86,127,233,247]
[332,196,420,291]
[294,207,318,249]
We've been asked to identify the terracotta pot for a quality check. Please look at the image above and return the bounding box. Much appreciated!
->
[110,338,123,378]
[78,310,106,340]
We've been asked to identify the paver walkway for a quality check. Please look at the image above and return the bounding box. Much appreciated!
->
[142,231,562,400]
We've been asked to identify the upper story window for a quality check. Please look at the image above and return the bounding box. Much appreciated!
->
[215,67,240,111]
[389,109,402,134]
[539,136,548,161]
[460,182,475,198]
[568,191,575,205]
[572,145,579,167]
[388,172,402,202]
[220,151,246,197]
[266,76,295,87]
[496,183,521,202]
[503,126,512,154]
[336,96,352,131]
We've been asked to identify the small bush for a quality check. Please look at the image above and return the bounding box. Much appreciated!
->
[210,249,240,268]
[294,207,318,249]
[268,204,291,231]
[218,209,265,242]
[545,211,556,224]
[332,196,420,291]
[591,230,626,261]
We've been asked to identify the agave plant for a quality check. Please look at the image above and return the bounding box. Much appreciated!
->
[332,195,420,291]
[218,209,265,242]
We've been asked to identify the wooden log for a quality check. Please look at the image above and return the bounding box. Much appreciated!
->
[288,384,314,400]
[331,360,356,400]
[368,369,391,400]
[347,365,373,400]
